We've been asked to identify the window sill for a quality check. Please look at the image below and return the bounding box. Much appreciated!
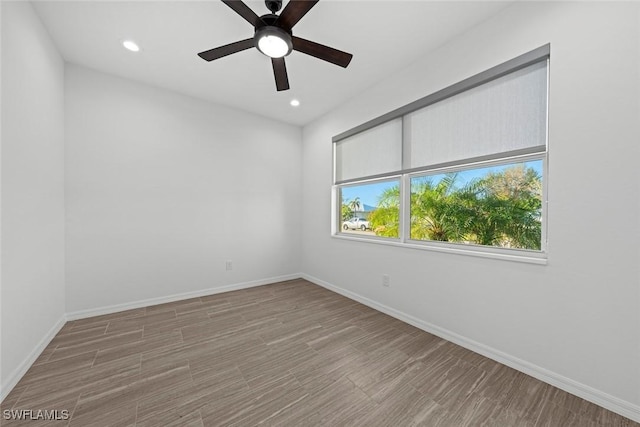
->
[331,233,547,265]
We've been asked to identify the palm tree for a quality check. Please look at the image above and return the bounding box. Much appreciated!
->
[348,197,361,219]
[456,165,542,249]
[410,173,465,242]
[368,187,400,238]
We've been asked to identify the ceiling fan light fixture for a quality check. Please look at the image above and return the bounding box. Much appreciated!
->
[258,35,288,58]
[254,26,292,58]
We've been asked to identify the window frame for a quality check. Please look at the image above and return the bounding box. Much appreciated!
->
[332,45,550,264]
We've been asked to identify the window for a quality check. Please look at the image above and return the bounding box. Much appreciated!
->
[332,45,549,262]
[409,160,543,250]
[339,178,400,238]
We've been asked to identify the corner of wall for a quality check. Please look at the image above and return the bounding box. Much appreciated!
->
[1,0,67,402]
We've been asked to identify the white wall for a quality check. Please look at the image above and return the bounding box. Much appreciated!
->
[1,1,66,398]
[302,1,640,418]
[65,65,302,313]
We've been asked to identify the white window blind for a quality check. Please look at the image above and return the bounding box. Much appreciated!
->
[405,60,548,168]
[334,118,402,182]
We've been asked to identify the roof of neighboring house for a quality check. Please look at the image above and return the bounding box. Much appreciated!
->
[353,204,375,213]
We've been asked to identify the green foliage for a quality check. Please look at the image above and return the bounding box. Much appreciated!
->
[465,165,542,250]
[341,202,352,221]
[341,196,363,223]
[368,187,400,238]
[410,173,467,242]
[366,165,542,250]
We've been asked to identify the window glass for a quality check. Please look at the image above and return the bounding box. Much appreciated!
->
[340,179,400,238]
[409,160,543,250]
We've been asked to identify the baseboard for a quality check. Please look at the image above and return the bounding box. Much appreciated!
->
[301,273,640,423]
[66,273,302,321]
[5,273,638,422]
[0,314,67,403]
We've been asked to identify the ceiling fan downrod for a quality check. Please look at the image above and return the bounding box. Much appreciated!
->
[265,0,283,14]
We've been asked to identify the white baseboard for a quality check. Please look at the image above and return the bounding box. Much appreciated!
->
[0,314,67,403]
[5,272,639,423]
[301,273,640,423]
[66,273,302,321]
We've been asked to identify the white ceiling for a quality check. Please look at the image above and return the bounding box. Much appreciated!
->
[33,1,512,126]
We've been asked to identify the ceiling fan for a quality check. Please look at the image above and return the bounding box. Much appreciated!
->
[198,0,353,91]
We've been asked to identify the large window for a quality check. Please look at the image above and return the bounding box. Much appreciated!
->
[332,45,549,262]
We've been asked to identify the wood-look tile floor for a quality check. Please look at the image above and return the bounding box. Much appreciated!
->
[2,279,638,427]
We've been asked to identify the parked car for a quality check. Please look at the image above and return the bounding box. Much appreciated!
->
[342,217,370,231]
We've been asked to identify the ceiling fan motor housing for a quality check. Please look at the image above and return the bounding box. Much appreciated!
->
[265,0,283,13]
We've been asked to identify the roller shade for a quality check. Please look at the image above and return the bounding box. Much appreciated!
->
[405,60,548,168]
[334,118,402,182]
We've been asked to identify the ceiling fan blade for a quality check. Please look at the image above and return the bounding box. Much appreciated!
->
[272,57,290,91]
[276,0,319,30]
[292,36,352,68]
[198,38,254,61]
[221,0,263,27]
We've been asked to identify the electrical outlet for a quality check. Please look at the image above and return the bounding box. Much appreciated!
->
[382,274,390,287]
[225,260,233,271]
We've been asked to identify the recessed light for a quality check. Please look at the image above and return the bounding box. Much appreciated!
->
[290,99,300,107]
[122,40,140,52]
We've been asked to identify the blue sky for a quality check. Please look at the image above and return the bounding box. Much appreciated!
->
[341,181,397,209]
[341,160,542,207]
